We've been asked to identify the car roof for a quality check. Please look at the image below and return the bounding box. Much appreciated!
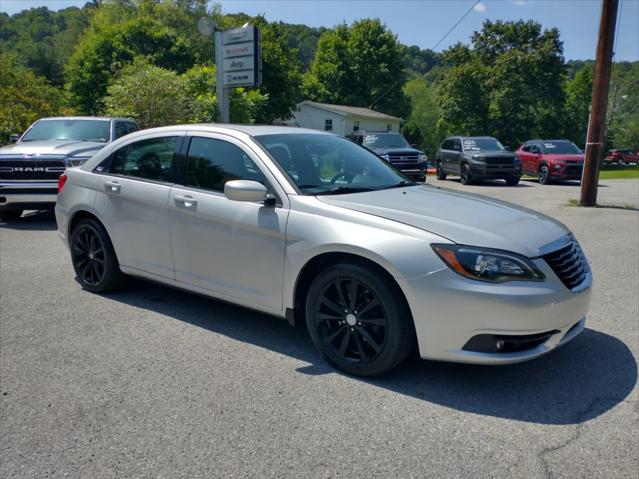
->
[36,116,135,122]
[123,124,332,137]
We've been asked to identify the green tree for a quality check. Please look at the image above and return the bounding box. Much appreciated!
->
[302,19,410,118]
[402,76,441,156]
[0,53,66,144]
[437,20,566,147]
[66,1,198,114]
[608,62,639,150]
[564,65,593,147]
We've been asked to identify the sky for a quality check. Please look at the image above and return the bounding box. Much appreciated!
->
[1,0,637,61]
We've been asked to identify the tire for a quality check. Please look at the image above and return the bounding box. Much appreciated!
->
[436,161,447,180]
[305,262,414,376]
[505,176,520,186]
[538,165,551,185]
[70,218,124,293]
[460,163,473,185]
[0,209,23,220]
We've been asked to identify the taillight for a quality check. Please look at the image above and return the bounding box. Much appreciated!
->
[58,173,68,193]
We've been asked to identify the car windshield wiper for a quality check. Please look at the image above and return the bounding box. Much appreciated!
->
[380,180,418,189]
[314,186,374,196]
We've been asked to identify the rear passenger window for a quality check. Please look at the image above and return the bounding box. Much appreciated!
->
[115,122,128,139]
[185,137,266,192]
[108,136,179,182]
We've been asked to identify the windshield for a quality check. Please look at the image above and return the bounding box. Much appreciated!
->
[362,133,410,149]
[462,138,505,152]
[541,141,582,154]
[255,133,415,195]
[21,119,111,143]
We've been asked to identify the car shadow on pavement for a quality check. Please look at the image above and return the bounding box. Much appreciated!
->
[445,178,534,187]
[0,209,57,230]
[107,279,637,426]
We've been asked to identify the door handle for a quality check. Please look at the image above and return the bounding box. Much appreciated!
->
[174,194,197,208]
[104,180,121,193]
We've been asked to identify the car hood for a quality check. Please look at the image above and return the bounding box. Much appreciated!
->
[0,140,107,158]
[316,185,569,257]
[543,154,584,162]
[373,147,424,156]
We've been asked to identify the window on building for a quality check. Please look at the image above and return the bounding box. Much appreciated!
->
[324,119,333,131]
[386,124,393,132]
[353,120,360,132]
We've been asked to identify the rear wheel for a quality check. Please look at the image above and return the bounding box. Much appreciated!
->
[0,209,23,220]
[305,263,413,376]
[436,161,447,180]
[70,218,124,293]
[460,163,473,185]
[538,165,551,185]
[505,176,520,186]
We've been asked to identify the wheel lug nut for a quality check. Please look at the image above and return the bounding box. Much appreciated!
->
[357,322,362,326]
[350,327,354,331]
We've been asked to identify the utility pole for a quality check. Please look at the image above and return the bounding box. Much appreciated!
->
[580,0,619,206]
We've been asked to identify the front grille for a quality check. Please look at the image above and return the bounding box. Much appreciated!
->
[485,157,514,165]
[542,240,589,290]
[388,155,419,168]
[0,157,66,181]
[564,164,583,176]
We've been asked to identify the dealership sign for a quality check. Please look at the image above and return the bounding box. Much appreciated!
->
[219,26,261,88]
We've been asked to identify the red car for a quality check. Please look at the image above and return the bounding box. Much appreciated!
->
[517,139,584,185]
[605,149,639,165]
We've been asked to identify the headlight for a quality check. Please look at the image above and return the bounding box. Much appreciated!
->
[65,157,90,167]
[432,244,545,283]
[419,154,428,162]
[380,154,390,161]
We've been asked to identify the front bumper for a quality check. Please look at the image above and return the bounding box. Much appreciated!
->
[0,182,58,209]
[400,258,592,364]
[399,168,426,181]
[470,164,521,179]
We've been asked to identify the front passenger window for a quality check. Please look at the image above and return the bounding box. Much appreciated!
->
[185,137,267,192]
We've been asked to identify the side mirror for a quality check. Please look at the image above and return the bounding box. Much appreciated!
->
[411,143,419,149]
[9,134,20,143]
[504,145,511,151]
[224,180,268,203]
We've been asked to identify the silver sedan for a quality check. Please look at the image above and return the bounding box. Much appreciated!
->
[55,125,592,376]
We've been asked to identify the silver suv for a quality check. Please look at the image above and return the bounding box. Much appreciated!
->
[55,125,591,376]
[0,116,138,220]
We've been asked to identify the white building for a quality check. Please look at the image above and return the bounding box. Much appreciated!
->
[292,101,401,136]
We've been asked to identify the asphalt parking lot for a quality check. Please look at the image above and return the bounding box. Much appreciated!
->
[1,178,638,478]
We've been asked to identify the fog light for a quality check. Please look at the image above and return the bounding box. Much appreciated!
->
[553,164,562,170]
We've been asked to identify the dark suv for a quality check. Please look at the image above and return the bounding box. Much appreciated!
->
[347,131,428,181]
[435,136,521,185]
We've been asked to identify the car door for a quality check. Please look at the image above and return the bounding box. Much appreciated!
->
[441,140,454,173]
[519,143,533,174]
[169,133,288,312]
[450,138,462,172]
[93,133,184,279]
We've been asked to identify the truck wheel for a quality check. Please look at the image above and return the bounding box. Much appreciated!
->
[506,176,520,186]
[70,218,124,293]
[0,209,23,220]
[436,161,447,180]
[460,163,473,185]
[305,262,414,376]
[538,165,551,185]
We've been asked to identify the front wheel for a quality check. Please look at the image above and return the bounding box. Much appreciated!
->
[70,218,124,293]
[436,161,447,180]
[505,176,520,186]
[460,163,473,185]
[305,263,414,376]
[538,165,551,185]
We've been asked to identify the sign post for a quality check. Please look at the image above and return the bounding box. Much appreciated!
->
[215,26,261,123]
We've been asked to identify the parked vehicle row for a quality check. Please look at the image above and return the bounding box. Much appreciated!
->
[604,149,639,165]
[54,124,592,376]
[0,117,139,220]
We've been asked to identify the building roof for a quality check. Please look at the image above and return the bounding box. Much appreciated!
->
[298,101,401,122]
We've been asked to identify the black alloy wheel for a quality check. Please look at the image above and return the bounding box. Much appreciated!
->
[70,218,124,292]
[538,165,551,185]
[305,263,413,376]
[460,163,473,185]
[436,161,447,180]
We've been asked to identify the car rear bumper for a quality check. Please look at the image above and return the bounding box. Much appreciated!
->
[399,260,592,365]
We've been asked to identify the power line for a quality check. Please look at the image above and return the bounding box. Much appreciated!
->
[369,0,481,109]
[432,0,482,50]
